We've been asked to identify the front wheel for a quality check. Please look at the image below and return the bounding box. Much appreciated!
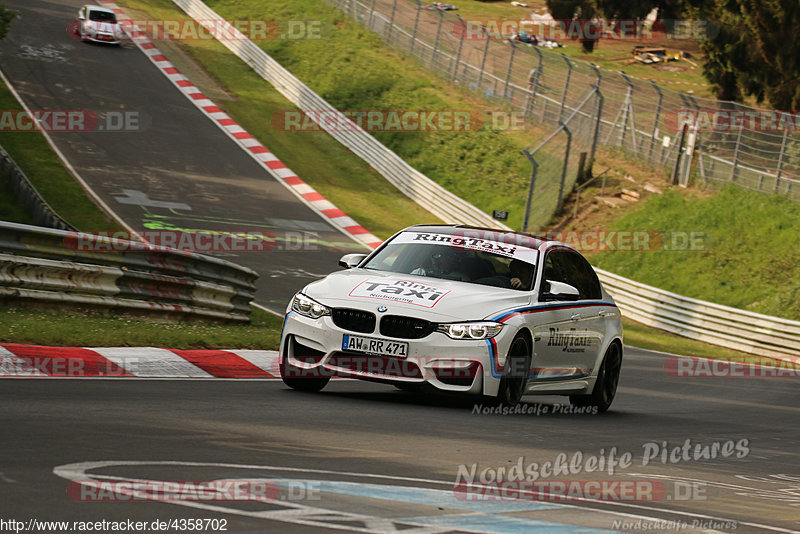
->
[279,357,330,393]
[570,342,621,413]
[496,335,532,406]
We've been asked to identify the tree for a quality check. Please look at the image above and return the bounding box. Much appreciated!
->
[692,0,800,110]
[0,3,17,40]
[545,0,600,52]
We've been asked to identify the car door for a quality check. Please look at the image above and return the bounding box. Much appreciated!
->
[531,248,603,380]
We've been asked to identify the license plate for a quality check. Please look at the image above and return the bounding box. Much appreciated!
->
[341,334,408,358]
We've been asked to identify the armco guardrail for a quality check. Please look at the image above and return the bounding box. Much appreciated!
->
[170,0,508,231]
[0,222,258,321]
[596,268,800,359]
[1,145,75,231]
[165,0,799,358]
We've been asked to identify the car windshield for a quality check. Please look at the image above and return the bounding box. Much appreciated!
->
[363,231,538,291]
[89,10,117,23]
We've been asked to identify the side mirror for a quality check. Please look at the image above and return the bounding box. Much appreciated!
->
[338,253,367,269]
[541,280,580,301]
[78,13,86,20]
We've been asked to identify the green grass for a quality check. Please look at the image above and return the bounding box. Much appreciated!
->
[0,305,283,349]
[621,318,753,360]
[588,186,800,320]
[0,82,124,231]
[0,172,34,224]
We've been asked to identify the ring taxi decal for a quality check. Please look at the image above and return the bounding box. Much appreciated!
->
[349,279,450,308]
[391,231,539,263]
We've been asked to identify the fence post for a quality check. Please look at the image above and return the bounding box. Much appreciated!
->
[672,124,688,185]
[775,122,790,190]
[386,0,398,41]
[619,72,638,154]
[410,0,421,54]
[452,15,466,81]
[477,25,490,91]
[432,9,444,68]
[588,64,603,170]
[589,84,604,173]
[648,81,663,163]
[503,40,517,100]
[730,124,744,182]
[368,0,377,29]
[557,122,572,211]
[558,54,572,122]
[524,47,543,119]
[522,150,539,232]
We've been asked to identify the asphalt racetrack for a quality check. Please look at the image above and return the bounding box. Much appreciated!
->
[0,1,798,533]
[0,0,365,312]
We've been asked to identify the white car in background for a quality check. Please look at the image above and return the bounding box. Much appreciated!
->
[280,225,623,411]
[77,5,124,45]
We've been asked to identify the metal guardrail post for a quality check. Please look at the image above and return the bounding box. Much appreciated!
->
[672,124,688,186]
[367,0,377,29]
[730,124,744,182]
[619,72,638,154]
[557,121,572,211]
[477,25,490,91]
[648,81,663,163]
[451,15,465,81]
[503,40,516,100]
[589,84,603,172]
[431,9,444,68]
[775,123,789,191]
[588,64,602,170]
[410,0,421,54]
[523,47,543,119]
[386,0,398,42]
[558,54,572,122]
[521,150,539,232]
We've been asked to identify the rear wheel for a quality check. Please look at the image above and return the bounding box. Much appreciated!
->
[570,342,621,413]
[496,335,532,406]
[279,357,330,393]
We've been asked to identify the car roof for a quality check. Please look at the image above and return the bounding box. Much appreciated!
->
[85,5,116,14]
[401,224,560,251]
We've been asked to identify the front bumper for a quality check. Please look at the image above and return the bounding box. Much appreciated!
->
[280,311,514,396]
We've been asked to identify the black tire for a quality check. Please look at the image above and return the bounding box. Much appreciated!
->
[279,357,330,393]
[496,335,532,406]
[570,342,622,413]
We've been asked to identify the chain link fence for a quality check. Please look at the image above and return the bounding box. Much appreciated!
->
[326,0,800,224]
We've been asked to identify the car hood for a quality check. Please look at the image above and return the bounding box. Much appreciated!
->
[302,269,531,322]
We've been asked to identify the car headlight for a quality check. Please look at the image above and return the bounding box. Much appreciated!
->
[437,322,503,340]
[291,292,330,319]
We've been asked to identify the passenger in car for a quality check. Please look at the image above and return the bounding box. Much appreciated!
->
[509,259,534,290]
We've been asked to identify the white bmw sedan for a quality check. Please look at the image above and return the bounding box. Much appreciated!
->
[76,5,124,44]
[279,225,623,411]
